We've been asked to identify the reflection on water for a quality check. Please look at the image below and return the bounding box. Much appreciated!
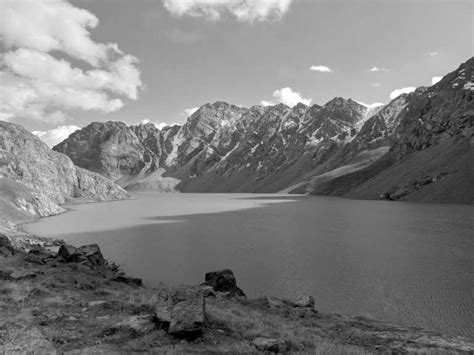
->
[24,193,474,337]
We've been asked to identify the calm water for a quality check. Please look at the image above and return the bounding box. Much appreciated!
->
[24,193,474,337]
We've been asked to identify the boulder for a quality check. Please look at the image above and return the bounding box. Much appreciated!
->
[0,234,15,256]
[292,296,315,308]
[57,244,106,267]
[263,296,317,318]
[57,244,79,262]
[251,337,289,353]
[78,244,105,266]
[111,275,143,287]
[24,253,46,265]
[265,296,286,309]
[204,269,245,297]
[155,286,205,338]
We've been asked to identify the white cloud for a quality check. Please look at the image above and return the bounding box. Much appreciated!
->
[261,87,311,107]
[370,66,390,72]
[357,101,385,109]
[389,86,416,100]
[371,82,381,87]
[425,51,438,56]
[0,0,142,124]
[33,124,81,147]
[431,76,442,85]
[140,119,179,130]
[184,107,199,116]
[309,65,332,73]
[162,0,293,22]
[260,100,274,107]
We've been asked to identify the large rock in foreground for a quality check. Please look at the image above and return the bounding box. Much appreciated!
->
[0,121,128,224]
[155,286,205,338]
[0,234,15,256]
[204,269,246,297]
[57,244,106,266]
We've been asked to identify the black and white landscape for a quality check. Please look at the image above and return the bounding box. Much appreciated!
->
[1,0,473,353]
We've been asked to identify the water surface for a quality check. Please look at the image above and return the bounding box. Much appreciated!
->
[24,193,474,337]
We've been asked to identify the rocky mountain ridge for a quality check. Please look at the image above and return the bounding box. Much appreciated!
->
[53,57,474,202]
[0,121,128,227]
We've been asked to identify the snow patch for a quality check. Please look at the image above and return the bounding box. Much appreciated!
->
[463,81,474,91]
[165,130,184,166]
[250,143,260,154]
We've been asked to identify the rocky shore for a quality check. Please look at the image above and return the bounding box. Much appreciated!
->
[1,233,473,354]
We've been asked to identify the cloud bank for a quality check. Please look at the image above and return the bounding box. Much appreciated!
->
[184,107,200,117]
[33,125,81,147]
[140,119,179,130]
[261,87,311,107]
[431,76,442,85]
[162,0,293,22]
[0,0,142,123]
[310,65,332,73]
[370,66,390,72]
[389,86,416,100]
[357,102,385,109]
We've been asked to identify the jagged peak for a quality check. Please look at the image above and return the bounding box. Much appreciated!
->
[309,103,323,111]
[293,102,309,110]
[324,97,366,109]
[82,121,129,130]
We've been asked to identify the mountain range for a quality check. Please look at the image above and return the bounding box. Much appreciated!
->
[1,57,472,227]
[53,57,473,202]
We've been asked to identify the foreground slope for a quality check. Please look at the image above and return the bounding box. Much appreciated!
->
[1,239,473,354]
[0,121,128,227]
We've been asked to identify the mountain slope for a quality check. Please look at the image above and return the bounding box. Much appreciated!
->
[305,57,474,202]
[0,121,128,226]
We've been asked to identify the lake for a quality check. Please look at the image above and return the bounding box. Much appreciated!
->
[24,193,474,337]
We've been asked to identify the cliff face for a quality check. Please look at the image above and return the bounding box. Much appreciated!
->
[0,121,128,224]
[53,58,473,202]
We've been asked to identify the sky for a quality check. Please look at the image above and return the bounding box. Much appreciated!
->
[1,0,473,146]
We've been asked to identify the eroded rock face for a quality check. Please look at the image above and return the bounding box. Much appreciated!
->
[0,121,128,223]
